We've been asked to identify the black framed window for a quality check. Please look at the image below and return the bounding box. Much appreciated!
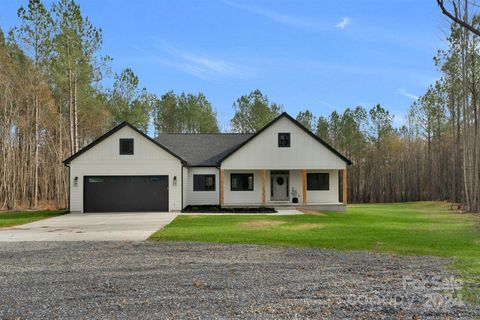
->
[231,173,254,191]
[119,138,134,155]
[278,133,291,147]
[307,173,329,190]
[193,174,216,191]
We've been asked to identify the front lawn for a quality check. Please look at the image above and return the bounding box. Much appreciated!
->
[151,202,480,302]
[0,210,66,228]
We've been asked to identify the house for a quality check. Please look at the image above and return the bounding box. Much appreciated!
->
[63,112,351,213]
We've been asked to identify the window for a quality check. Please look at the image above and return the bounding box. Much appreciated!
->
[119,138,134,155]
[231,173,254,191]
[193,174,216,191]
[278,133,291,147]
[307,173,329,190]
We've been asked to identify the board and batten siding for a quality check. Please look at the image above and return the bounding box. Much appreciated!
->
[186,167,219,206]
[68,126,183,212]
[221,117,347,170]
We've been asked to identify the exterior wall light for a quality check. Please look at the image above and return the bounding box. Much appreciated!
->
[74,176,78,187]
[173,176,177,186]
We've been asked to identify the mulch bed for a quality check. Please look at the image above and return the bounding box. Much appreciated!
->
[182,205,277,213]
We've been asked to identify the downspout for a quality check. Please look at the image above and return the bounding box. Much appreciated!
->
[216,165,221,207]
[181,164,184,211]
[65,163,71,213]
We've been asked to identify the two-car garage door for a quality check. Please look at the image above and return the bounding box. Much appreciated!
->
[84,176,168,212]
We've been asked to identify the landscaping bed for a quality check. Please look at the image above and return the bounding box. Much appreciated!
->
[182,205,277,213]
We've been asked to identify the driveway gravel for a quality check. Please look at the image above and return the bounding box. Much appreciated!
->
[0,241,478,319]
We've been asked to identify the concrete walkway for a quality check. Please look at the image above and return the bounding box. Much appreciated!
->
[0,212,177,241]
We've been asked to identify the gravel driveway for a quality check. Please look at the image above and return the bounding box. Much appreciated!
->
[0,242,477,319]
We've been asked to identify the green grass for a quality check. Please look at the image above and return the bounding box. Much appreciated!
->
[0,210,66,228]
[151,202,480,302]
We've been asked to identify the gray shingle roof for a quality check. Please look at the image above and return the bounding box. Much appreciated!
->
[154,133,253,166]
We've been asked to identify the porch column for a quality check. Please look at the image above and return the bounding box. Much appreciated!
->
[302,169,307,205]
[261,170,266,205]
[342,169,347,204]
[220,169,224,206]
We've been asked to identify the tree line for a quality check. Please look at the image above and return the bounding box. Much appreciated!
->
[1,0,479,212]
[0,0,219,210]
[296,12,480,212]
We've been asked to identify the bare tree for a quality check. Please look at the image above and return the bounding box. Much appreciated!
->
[437,0,480,36]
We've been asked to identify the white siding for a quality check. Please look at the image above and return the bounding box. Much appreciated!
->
[186,167,219,206]
[221,117,347,170]
[69,126,183,212]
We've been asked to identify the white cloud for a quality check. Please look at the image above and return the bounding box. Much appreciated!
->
[135,41,251,82]
[397,88,419,100]
[222,0,325,30]
[335,17,350,29]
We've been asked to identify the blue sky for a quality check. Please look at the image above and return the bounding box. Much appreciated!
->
[1,0,447,131]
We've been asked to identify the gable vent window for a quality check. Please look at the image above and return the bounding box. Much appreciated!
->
[119,138,134,155]
[193,174,216,191]
[278,133,291,147]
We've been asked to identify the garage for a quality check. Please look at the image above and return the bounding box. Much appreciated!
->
[84,176,169,212]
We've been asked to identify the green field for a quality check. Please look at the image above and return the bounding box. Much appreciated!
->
[151,202,480,302]
[0,210,66,228]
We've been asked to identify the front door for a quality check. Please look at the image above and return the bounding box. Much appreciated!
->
[270,171,289,201]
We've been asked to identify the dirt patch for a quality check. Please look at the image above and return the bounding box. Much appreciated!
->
[288,223,324,230]
[240,220,287,228]
[300,210,327,216]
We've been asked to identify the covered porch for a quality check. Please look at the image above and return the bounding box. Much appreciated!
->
[219,169,347,211]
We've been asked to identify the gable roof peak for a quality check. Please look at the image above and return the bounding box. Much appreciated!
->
[63,121,186,165]
[218,111,352,165]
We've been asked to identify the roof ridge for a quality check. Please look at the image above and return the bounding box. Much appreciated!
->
[154,133,253,136]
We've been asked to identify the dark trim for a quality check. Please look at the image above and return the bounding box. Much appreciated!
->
[218,112,352,165]
[63,122,187,165]
[278,132,291,148]
[119,138,134,155]
[286,175,289,197]
[307,172,330,191]
[189,165,218,168]
[193,174,216,191]
[230,173,254,191]
[270,176,273,198]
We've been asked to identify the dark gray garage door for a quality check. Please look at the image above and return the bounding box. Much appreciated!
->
[84,176,168,212]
